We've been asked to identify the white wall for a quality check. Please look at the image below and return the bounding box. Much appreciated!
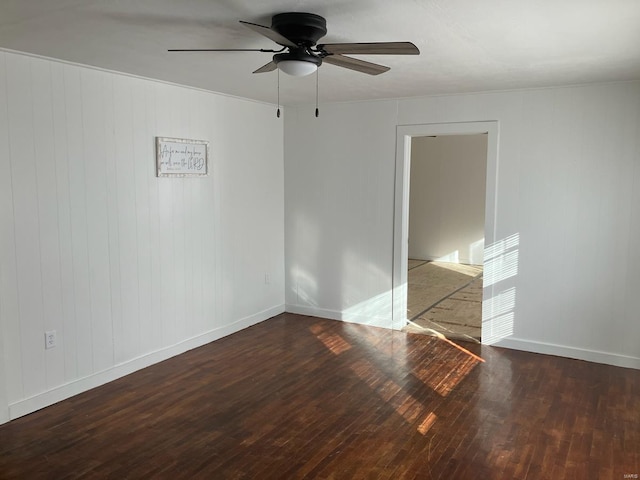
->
[0,50,285,422]
[285,81,640,369]
[284,102,399,328]
[408,135,487,264]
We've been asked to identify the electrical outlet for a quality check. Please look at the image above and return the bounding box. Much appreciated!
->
[45,330,56,350]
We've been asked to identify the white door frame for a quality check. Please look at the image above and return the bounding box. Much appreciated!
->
[391,121,500,331]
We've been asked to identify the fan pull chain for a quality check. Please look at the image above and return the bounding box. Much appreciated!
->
[277,68,281,118]
[315,68,319,117]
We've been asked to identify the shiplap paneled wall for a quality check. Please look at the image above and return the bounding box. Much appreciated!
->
[284,101,400,328]
[284,82,640,369]
[0,50,285,422]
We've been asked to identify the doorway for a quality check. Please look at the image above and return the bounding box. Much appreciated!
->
[404,134,487,342]
[391,121,499,341]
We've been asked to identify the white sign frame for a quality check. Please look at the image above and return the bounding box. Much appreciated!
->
[156,137,209,177]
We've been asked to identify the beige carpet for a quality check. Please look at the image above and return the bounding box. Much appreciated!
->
[404,260,483,343]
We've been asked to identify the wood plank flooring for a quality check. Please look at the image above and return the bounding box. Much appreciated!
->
[1,313,639,479]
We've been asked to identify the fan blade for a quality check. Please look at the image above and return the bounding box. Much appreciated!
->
[323,55,390,75]
[168,48,277,52]
[319,42,419,55]
[253,61,277,74]
[239,20,297,48]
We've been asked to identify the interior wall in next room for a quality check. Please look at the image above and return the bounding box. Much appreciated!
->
[408,134,488,265]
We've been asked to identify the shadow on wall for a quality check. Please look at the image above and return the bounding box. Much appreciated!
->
[431,237,485,265]
[482,233,519,344]
[288,201,520,339]
[288,209,394,329]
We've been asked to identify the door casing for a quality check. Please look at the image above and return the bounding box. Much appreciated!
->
[392,121,499,332]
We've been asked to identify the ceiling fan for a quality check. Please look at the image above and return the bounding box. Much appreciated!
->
[168,12,420,77]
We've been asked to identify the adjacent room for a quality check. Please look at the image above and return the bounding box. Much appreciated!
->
[405,134,487,342]
[1,1,640,478]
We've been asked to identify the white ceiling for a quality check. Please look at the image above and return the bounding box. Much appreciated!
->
[1,0,639,105]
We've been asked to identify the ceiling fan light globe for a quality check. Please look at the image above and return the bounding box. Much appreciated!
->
[277,60,317,76]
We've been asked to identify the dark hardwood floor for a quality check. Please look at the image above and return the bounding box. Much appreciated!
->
[0,313,638,479]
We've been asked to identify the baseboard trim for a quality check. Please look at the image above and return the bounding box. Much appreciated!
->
[8,304,286,421]
[285,304,397,329]
[493,336,640,370]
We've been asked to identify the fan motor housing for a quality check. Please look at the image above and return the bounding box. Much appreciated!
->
[271,12,327,46]
[273,49,322,67]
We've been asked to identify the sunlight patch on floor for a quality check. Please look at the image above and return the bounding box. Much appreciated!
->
[310,321,483,437]
[430,261,482,277]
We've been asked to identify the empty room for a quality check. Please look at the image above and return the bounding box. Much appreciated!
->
[1,1,639,478]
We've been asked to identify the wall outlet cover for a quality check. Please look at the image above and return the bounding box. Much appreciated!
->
[45,330,56,349]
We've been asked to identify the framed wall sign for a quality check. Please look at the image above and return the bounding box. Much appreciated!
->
[156,137,209,177]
